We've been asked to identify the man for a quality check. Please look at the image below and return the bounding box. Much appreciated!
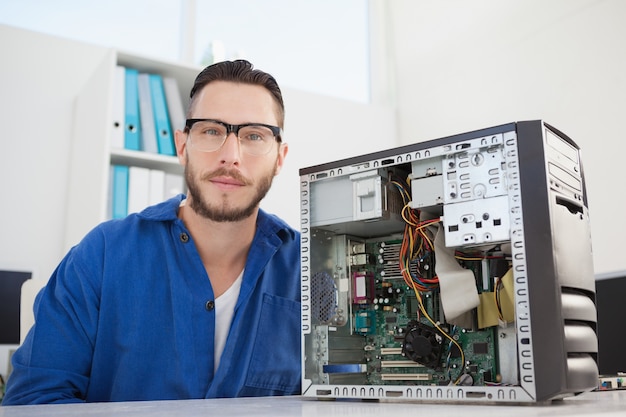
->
[3,60,301,404]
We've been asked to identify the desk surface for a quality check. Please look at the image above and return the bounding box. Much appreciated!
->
[1,390,625,416]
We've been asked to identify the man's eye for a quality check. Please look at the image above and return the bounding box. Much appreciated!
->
[246,133,263,142]
[202,128,221,136]
[197,127,225,138]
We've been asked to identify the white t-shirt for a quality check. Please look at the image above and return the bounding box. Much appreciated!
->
[213,270,243,372]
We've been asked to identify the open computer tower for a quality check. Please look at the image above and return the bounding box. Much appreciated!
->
[299,120,598,404]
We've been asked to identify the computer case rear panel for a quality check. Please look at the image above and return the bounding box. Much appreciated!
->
[299,120,597,404]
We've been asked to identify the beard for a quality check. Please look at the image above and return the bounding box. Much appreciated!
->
[184,158,276,223]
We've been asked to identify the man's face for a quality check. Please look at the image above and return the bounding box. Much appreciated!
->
[174,81,287,222]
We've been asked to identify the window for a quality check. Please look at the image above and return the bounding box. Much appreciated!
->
[0,0,370,102]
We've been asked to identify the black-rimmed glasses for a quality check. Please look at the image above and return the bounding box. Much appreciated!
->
[184,118,281,156]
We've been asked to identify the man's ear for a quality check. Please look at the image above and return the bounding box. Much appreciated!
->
[174,129,188,166]
[274,142,288,175]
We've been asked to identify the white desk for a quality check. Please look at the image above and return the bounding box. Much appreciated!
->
[1,390,625,416]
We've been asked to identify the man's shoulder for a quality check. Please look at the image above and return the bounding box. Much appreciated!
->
[78,195,185,246]
[257,209,300,242]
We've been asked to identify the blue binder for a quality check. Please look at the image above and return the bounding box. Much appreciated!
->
[149,74,175,156]
[124,68,141,151]
[111,165,129,219]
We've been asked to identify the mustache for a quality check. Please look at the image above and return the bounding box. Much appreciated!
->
[202,167,252,186]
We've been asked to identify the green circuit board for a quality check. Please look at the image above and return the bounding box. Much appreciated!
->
[348,239,501,386]
[306,225,514,388]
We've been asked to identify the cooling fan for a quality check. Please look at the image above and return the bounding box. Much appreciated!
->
[402,320,444,369]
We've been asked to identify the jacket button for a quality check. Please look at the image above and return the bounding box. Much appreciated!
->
[205,300,215,311]
[180,232,189,243]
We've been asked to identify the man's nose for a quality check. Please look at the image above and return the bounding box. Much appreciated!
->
[218,132,242,163]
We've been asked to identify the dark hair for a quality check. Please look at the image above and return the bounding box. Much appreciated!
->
[188,59,285,129]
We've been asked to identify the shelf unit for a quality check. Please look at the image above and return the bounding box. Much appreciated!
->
[64,49,201,251]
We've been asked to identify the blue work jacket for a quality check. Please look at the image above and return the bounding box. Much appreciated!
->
[3,195,302,404]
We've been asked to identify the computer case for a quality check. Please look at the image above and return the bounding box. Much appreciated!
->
[299,120,597,404]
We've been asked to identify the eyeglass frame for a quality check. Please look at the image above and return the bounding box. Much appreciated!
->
[183,118,282,154]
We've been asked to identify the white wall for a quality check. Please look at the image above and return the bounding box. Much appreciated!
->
[0,26,112,281]
[379,0,626,275]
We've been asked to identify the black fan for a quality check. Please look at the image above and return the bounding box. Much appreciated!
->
[402,321,444,369]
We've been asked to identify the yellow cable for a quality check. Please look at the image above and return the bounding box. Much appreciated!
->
[395,180,464,383]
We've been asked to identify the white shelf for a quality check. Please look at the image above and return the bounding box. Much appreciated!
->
[110,148,183,174]
[63,48,200,251]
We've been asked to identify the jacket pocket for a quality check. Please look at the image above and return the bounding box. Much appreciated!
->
[243,293,301,395]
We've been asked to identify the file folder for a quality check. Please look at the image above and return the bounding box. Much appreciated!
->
[128,166,150,214]
[111,165,129,219]
[111,65,126,149]
[148,169,165,205]
[137,73,158,153]
[149,74,175,156]
[163,76,186,134]
[124,68,141,151]
[164,172,185,199]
